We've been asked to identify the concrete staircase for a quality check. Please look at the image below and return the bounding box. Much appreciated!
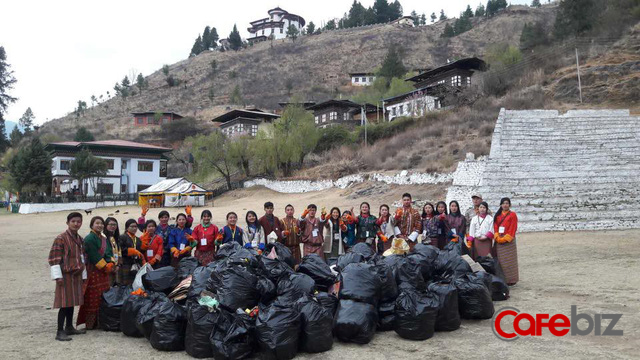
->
[478,108,640,232]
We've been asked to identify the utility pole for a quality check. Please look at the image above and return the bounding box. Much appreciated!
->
[575,47,583,103]
[362,106,367,147]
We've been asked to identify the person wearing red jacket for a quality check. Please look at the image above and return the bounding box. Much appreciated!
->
[191,210,219,265]
[140,220,163,269]
[493,197,519,285]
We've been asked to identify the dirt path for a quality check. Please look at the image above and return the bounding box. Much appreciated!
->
[1,186,638,359]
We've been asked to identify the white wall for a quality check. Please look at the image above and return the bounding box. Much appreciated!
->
[387,94,439,121]
[18,200,133,214]
[351,75,375,86]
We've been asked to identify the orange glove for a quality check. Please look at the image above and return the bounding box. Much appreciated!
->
[320,207,327,220]
[466,240,473,249]
[345,214,355,224]
[185,205,192,216]
[378,233,388,243]
[141,205,149,216]
[215,233,223,241]
[282,230,290,237]
[171,247,180,258]
[180,246,192,255]
[395,208,403,221]
[185,234,194,241]
[451,236,459,243]
[301,209,310,218]
[127,248,143,258]
[104,262,115,273]
[131,288,147,296]
[375,217,384,226]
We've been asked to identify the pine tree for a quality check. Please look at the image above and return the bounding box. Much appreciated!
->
[378,44,406,79]
[68,149,108,195]
[162,65,170,76]
[190,35,204,57]
[553,0,598,39]
[136,73,147,93]
[388,0,403,20]
[8,137,52,195]
[0,114,8,153]
[0,46,17,116]
[9,126,22,147]
[420,13,426,25]
[307,21,316,34]
[454,15,473,35]
[464,5,474,17]
[531,0,542,7]
[230,85,243,105]
[19,107,35,133]
[74,127,95,141]
[346,0,367,27]
[440,9,447,20]
[442,23,455,37]
[202,26,212,49]
[475,3,486,17]
[410,10,419,26]
[286,24,299,42]
[373,0,390,23]
[520,21,549,49]
[209,27,219,48]
[325,19,337,30]
[430,12,437,22]
[228,24,243,51]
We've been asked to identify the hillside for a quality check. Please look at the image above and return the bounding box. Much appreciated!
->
[38,5,556,142]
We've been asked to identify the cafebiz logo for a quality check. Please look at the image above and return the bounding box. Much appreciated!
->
[492,306,623,341]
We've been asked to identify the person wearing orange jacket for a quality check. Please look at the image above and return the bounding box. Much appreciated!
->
[493,197,519,285]
[191,210,219,265]
[140,219,163,269]
[118,219,145,286]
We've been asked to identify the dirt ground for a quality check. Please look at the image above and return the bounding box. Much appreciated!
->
[1,185,638,359]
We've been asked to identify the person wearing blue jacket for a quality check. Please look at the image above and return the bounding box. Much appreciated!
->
[167,213,194,267]
[221,212,245,246]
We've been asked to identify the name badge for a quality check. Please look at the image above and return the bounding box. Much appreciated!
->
[334,233,340,240]
[179,244,186,251]
[452,229,457,235]
[114,254,119,261]
[499,226,505,233]
[200,238,207,246]
[146,250,154,258]
[312,229,318,237]
[438,229,442,235]
[252,240,258,247]
[365,231,370,238]
[423,231,427,236]
[80,255,85,264]
[82,268,87,280]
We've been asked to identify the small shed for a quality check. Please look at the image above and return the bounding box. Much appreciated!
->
[138,178,211,207]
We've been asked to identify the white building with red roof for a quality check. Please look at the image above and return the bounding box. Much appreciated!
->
[44,140,172,196]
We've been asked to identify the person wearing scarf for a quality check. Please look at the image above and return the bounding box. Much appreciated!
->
[243,210,266,251]
[323,207,345,259]
[140,220,164,269]
[394,193,421,252]
[191,210,219,265]
[467,201,494,259]
[77,216,114,330]
[104,217,122,286]
[375,204,394,254]
[137,206,194,267]
[221,212,244,246]
[168,213,195,267]
[421,203,441,248]
[118,219,145,286]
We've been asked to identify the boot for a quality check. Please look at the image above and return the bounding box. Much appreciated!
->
[65,326,86,335]
[55,330,72,341]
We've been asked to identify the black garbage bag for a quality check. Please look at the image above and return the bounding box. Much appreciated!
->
[427,281,460,331]
[257,276,277,304]
[491,274,510,301]
[379,254,406,279]
[409,244,439,281]
[135,292,169,339]
[209,264,259,312]
[396,256,426,291]
[99,285,131,331]
[210,309,256,360]
[315,292,339,318]
[476,256,506,279]
[216,242,259,268]
[189,266,214,299]
[277,272,315,302]
[260,256,294,283]
[150,301,188,351]
[121,294,151,337]
[298,254,336,290]
[333,299,378,344]
[374,262,398,302]
[186,303,218,358]
[178,257,200,279]
[475,270,493,290]
[339,262,381,305]
[265,242,295,268]
[296,296,334,353]
[454,273,494,319]
[256,300,301,360]
[377,300,396,332]
[394,290,438,340]
[351,242,375,260]
[336,252,364,271]
[433,244,472,282]
[143,266,180,295]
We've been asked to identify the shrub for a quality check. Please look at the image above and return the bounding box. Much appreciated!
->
[315,125,355,153]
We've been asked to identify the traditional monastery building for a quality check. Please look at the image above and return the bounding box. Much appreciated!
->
[132,111,183,126]
[247,7,306,43]
[212,108,280,138]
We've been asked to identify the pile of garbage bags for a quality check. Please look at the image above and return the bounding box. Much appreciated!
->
[96,239,508,359]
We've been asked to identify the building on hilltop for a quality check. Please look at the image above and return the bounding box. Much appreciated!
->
[349,72,376,86]
[307,100,380,128]
[211,108,280,138]
[247,7,305,43]
[132,111,183,126]
[391,16,415,27]
[45,140,171,196]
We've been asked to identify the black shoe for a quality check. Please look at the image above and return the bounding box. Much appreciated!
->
[56,330,72,341]
[65,326,86,335]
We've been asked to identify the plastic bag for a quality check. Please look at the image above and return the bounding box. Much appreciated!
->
[216,242,259,268]
[257,276,277,304]
[260,256,294,283]
[296,296,333,353]
[298,254,336,290]
[379,254,406,279]
[143,266,180,295]
[433,244,472,282]
[333,299,378,344]
[210,309,256,360]
[189,266,214,299]
[265,242,295,268]
[132,263,153,290]
[409,244,439,281]
[210,264,259,312]
[396,256,426,291]
[99,285,131,331]
[256,300,301,360]
[427,281,460,331]
[454,273,494,319]
[185,303,218,358]
[394,290,438,340]
[135,292,169,339]
[476,256,505,279]
[339,262,381,305]
[491,274,510,301]
[178,256,199,279]
[336,252,364,271]
[315,292,339,318]
[377,300,396,332]
[374,262,398,302]
[350,242,375,260]
[277,272,315,303]
[120,293,150,337]
[150,301,188,351]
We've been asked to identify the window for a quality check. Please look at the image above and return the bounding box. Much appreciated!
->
[105,159,115,170]
[369,77,374,82]
[438,79,446,85]
[392,108,396,116]
[121,184,127,193]
[329,112,337,121]
[343,113,349,121]
[160,160,167,177]
[121,161,127,169]
[136,117,144,124]
[451,75,461,87]
[466,76,471,85]
[399,105,404,114]
[137,184,151,192]
[251,124,258,137]
[60,160,71,170]
[280,28,283,34]
[162,117,169,124]
[96,183,114,195]
[354,77,359,83]
[138,161,153,172]
[315,116,319,124]
[362,77,367,83]
[321,114,327,123]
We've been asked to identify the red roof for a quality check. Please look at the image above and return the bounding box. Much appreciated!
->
[47,140,172,152]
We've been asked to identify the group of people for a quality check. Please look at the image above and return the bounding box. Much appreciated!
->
[48,193,519,341]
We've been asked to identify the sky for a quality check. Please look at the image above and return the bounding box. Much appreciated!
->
[1,0,530,125]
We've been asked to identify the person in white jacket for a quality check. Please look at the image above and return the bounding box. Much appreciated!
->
[466,201,494,259]
[324,207,345,259]
[376,204,395,254]
[242,211,266,250]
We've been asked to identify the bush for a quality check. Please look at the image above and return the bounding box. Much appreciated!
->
[315,125,355,153]
[159,117,203,142]
[358,117,418,144]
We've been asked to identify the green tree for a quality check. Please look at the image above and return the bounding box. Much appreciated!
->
[230,85,243,105]
[90,95,97,106]
[442,23,455,37]
[8,137,51,196]
[272,104,319,176]
[373,0,390,23]
[553,0,598,39]
[228,135,252,177]
[345,1,367,27]
[520,22,549,50]
[388,0,403,20]
[136,73,148,93]
[74,127,95,141]
[190,35,204,57]
[228,24,243,51]
[74,100,87,118]
[439,9,447,20]
[18,107,35,134]
[162,64,170,76]
[202,26,212,49]
[475,3,486,16]
[486,43,523,68]
[166,75,179,87]
[464,5,474,17]
[68,148,108,196]
[325,19,337,30]
[210,59,218,77]
[410,10,419,25]
[0,46,17,116]
[209,27,219,48]
[286,24,299,42]
[531,0,542,7]
[9,126,22,147]
[378,44,406,80]
[420,13,426,25]
[487,0,508,16]
[307,21,316,34]
[0,113,9,153]
[190,131,234,190]
[430,12,437,22]
[454,14,473,35]
[153,111,164,125]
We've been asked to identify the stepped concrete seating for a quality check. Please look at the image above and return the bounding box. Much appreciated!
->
[478,108,640,232]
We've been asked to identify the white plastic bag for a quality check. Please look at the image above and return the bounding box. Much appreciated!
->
[132,263,153,291]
